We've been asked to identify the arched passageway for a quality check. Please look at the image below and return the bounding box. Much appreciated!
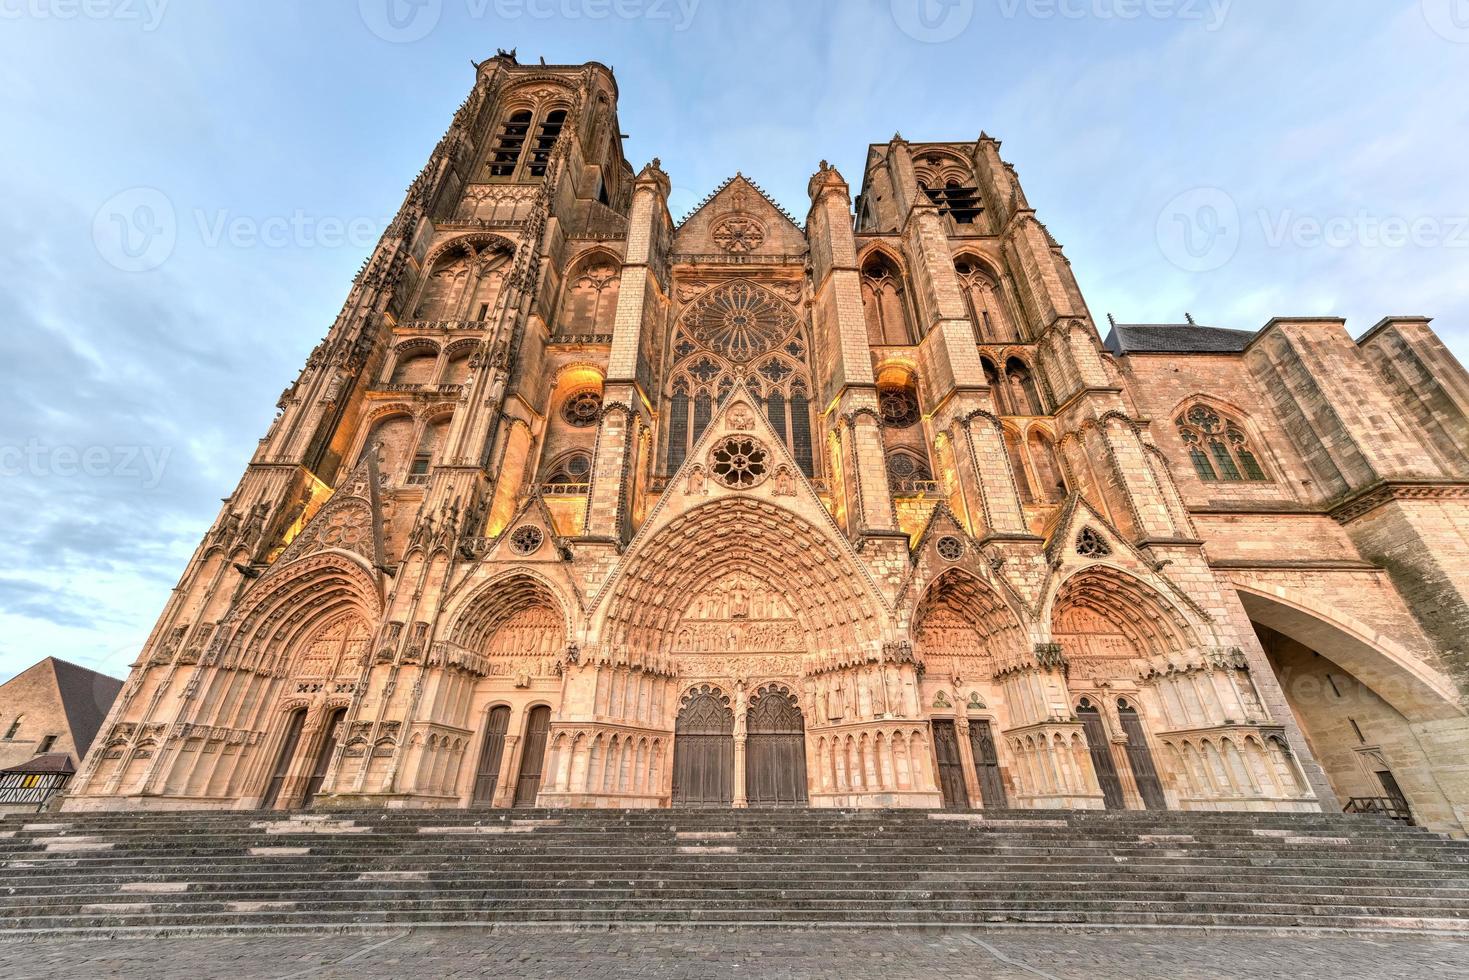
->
[1240,586,1468,834]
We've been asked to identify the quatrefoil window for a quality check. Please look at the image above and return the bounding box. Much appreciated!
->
[509,525,544,556]
[710,436,769,489]
[936,535,964,561]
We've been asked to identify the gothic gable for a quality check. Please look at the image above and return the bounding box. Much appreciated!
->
[674,175,806,257]
[271,453,386,573]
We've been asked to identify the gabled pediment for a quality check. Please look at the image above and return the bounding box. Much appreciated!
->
[482,492,570,565]
[271,452,386,573]
[674,174,807,257]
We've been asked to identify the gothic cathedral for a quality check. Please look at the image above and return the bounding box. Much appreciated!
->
[65,55,1469,834]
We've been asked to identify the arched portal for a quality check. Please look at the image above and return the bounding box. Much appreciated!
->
[673,686,734,806]
[745,685,808,805]
[1240,585,1469,834]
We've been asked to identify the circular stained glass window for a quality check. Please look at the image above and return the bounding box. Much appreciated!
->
[681,281,798,362]
[936,535,964,561]
[879,386,920,428]
[509,525,544,556]
[562,389,602,427]
[710,436,770,489]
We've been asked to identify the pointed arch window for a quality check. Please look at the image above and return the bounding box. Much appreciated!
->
[955,257,1017,343]
[860,252,917,346]
[1175,404,1271,483]
[664,281,815,479]
[527,109,567,177]
[544,451,593,487]
[487,105,568,181]
[886,448,935,494]
[557,254,621,336]
[1004,357,1044,416]
[667,379,690,474]
[488,109,533,178]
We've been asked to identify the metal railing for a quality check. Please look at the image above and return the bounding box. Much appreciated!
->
[1344,796,1414,825]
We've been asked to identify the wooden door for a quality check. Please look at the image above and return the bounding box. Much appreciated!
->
[1117,703,1167,810]
[471,706,511,806]
[672,687,734,806]
[513,705,551,806]
[1078,703,1124,810]
[745,687,808,806]
[968,719,1008,809]
[301,708,345,809]
[931,719,969,809]
[260,709,306,810]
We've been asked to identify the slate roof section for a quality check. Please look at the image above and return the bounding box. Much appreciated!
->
[1103,322,1258,355]
[0,752,75,776]
[48,658,124,761]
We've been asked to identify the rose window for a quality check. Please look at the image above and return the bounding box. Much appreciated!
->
[562,389,602,427]
[936,535,964,561]
[681,280,798,362]
[509,525,545,556]
[710,436,769,489]
[879,386,921,428]
[712,215,766,254]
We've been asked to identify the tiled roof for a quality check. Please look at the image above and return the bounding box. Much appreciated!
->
[0,752,75,775]
[48,658,124,759]
[1103,322,1257,355]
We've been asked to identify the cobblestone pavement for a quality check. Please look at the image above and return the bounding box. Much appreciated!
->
[1,929,1467,979]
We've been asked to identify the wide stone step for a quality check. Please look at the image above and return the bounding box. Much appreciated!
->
[4,807,1463,937]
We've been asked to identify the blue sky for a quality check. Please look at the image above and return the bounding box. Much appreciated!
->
[1,0,1466,682]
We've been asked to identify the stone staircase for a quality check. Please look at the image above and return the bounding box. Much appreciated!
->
[1,808,1467,937]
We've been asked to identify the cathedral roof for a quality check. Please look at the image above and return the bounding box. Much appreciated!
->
[1103,321,1257,355]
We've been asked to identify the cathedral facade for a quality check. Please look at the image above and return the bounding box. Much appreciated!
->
[65,56,1469,834]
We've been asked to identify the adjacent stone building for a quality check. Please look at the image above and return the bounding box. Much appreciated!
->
[62,55,1469,834]
[0,658,123,773]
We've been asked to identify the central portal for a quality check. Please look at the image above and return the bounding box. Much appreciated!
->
[672,685,735,806]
